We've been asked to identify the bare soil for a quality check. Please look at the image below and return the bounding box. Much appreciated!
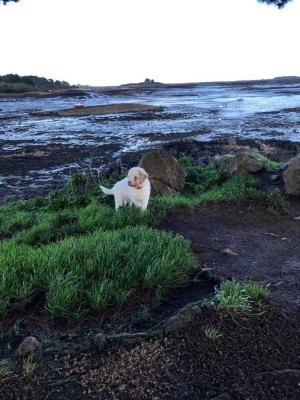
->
[0,199,299,400]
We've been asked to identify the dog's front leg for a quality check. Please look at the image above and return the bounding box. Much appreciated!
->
[114,194,124,210]
[140,199,149,212]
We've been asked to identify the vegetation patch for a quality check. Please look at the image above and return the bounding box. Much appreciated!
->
[213,279,269,315]
[246,151,282,171]
[0,152,282,319]
[0,227,196,317]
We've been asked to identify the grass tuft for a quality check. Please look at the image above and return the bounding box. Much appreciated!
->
[214,279,268,315]
[246,152,282,171]
[203,327,223,340]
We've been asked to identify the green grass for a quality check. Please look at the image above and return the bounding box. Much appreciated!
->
[262,188,287,214]
[214,279,268,315]
[0,227,196,317]
[246,152,282,171]
[0,157,275,319]
[0,364,11,378]
[203,327,222,340]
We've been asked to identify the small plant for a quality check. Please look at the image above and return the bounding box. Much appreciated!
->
[215,280,251,314]
[136,305,151,323]
[22,358,37,376]
[64,172,88,195]
[178,156,194,168]
[203,327,222,340]
[243,281,269,302]
[212,155,233,180]
[0,364,11,377]
[11,318,24,337]
[214,279,268,315]
[263,189,286,214]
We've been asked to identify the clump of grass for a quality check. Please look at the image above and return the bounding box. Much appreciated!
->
[243,281,269,303]
[0,364,11,378]
[22,358,37,376]
[262,189,287,214]
[0,227,196,317]
[203,327,222,340]
[211,155,234,179]
[183,162,229,195]
[214,280,251,314]
[246,152,282,172]
[214,279,268,315]
[157,172,260,209]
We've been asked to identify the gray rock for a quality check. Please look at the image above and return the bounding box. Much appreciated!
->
[16,336,42,361]
[228,151,265,174]
[283,153,300,196]
[138,149,186,195]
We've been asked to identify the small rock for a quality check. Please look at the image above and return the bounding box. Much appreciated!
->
[16,337,42,362]
[94,333,107,352]
[294,216,300,220]
[269,174,278,181]
[222,248,239,257]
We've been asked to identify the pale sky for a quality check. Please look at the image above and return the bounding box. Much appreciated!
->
[0,0,299,86]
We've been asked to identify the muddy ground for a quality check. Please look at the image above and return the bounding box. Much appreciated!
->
[0,195,299,399]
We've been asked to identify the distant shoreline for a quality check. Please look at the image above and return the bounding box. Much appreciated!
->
[1,76,300,99]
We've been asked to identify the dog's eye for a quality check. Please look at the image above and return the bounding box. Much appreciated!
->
[134,176,137,181]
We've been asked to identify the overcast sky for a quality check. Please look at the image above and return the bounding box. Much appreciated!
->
[0,0,299,86]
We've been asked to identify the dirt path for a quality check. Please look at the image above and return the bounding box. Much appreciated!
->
[159,200,300,310]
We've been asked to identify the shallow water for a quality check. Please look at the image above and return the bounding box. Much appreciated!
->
[1,80,300,151]
[0,79,300,202]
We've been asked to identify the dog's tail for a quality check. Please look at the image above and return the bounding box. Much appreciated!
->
[100,185,114,195]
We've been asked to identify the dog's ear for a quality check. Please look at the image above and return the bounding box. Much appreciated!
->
[138,169,148,184]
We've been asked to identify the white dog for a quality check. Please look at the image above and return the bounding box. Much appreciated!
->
[100,167,151,211]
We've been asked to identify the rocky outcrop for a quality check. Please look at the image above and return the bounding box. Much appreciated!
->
[138,149,186,195]
[283,153,300,196]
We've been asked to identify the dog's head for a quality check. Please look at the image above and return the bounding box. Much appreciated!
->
[127,167,149,189]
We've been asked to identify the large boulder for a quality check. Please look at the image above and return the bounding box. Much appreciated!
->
[138,149,186,195]
[283,153,300,196]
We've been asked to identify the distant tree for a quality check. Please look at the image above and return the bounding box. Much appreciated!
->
[257,0,292,8]
[0,73,20,83]
[0,74,71,89]
[1,0,20,5]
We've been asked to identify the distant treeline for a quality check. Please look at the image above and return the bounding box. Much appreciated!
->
[0,74,72,93]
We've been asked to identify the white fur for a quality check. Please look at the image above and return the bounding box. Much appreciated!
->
[100,167,151,211]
